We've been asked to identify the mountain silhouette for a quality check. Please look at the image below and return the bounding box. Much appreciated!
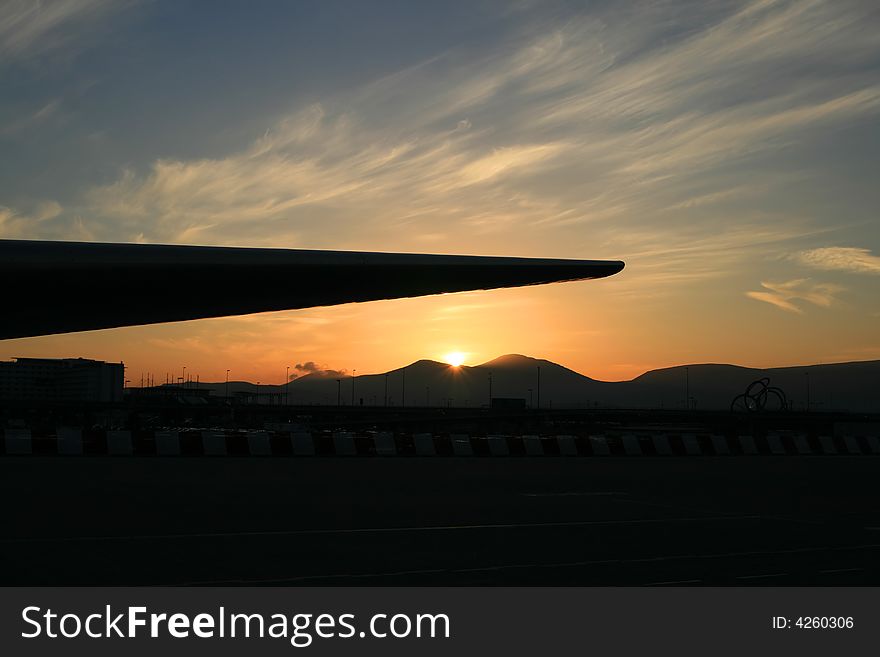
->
[180,355,880,412]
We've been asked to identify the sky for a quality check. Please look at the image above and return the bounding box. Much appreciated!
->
[1,0,879,384]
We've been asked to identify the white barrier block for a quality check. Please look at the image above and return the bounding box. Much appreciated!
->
[818,436,837,455]
[202,431,227,456]
[293,433,315,456]
[333,432,357,456]
[739,436,758,455]
[653,435,673,456]
[5,429,31,455]
[867,436,880,455]
[844,436,861,455]
[793,435,811,455]
[622,434,642,456]
[558,435,578,456]
[414,433,435,456]
[155,431,180,455]
[57,428,82,455]
[767,434,786,455]
[488,435,510,456]
[682,434,701,456]
[375,432,397,456]
[711,435,730,455]
[107,430,133,455]
[523,435,543,456]
[248,431,272,456]
[450,434,472,456]
[587,435,608,456]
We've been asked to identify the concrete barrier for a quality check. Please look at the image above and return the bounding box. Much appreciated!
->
[414,433,435,456]
[793,435,812,455]
[247,431,272,456]
[843,436,861,455]
[523,435,543,456]
[682,434,701,456]
[622,434,642,456]
[557,435,578,456]
[202,431,228,456]
[56,428,82,455]
[739,435,758,455]
[488,435,510,456]
[767,433,786,455]
[333,432,357,456]
[155,431,181,456]
[292,432,315,456]
[375,432,397,456]
[107,430,133,455]
[587,435,609,456]
[818,436,837,455]
[450,434,472,456]
[653,435,674,456]
[710,435,730,455]
[5,429,31,455]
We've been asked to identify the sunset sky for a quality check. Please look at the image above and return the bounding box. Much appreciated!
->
[1,0,879,384]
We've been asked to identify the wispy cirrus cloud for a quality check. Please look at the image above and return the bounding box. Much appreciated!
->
[0,0,127,60]
[746,279,844,314]
[796,247,880,274]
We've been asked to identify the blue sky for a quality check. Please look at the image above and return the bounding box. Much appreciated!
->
[1,0,879,380]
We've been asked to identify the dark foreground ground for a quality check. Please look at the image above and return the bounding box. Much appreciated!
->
[2,456,879,586]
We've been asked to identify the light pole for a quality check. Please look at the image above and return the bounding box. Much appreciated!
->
[402,366,406,407]
[685,366,690,410]
[225,369,230,401]
[351,369,356,406]
[336,379,341,406]
[182,366,186,389]
[286,366,290,406]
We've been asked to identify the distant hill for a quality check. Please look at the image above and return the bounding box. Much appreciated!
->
[175,355,880,412]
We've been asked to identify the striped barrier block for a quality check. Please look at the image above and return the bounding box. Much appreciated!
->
[767,433,786,455]
[375,432,397,456]
[5,428,31,455]
[247,431,272,456]
[587,435,609,456]
[868,436,880,455]
[653,435,673,456]
[711,435,730,455]
[793,435,811,455]
[739,436,758,455]
[57,428,82,455]
[818,436,837,455]
[292,432,315,456]
[155,431,181,456]
[451,434,472,456]
[558,435,578,456]
[843,436,860,455]
[202,431,228,456]
[622,434,642,456]
[488,435,510,456]
[523,435,543,456]
[333,432,357,456]
[107,430,133,455]
[682,434,701,456]
[414,433,435,456]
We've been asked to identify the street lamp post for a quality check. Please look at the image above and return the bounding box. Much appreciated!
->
[351,369,356,406]
[225,369,230,401]
[286,366,290,406]
[336,379,341,406]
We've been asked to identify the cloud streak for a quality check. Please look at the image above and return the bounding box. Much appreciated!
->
[797,247,880,275]
[746,279,844,313]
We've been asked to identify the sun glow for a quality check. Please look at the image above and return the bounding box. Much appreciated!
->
[444,351,466,367]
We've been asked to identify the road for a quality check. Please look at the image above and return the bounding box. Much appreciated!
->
[2,456,879,585]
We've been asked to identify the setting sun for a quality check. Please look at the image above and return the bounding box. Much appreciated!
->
[444,352,466,367]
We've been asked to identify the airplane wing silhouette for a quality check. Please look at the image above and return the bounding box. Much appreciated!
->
[0,240,624,339]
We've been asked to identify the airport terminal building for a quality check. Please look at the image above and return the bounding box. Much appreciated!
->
[0,357,124,403]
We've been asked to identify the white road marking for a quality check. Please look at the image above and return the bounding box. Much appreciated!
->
[0,514,762,544]
[521,491,628,497]
[818,567,862,574]
[645,579,702,586]
[736,572,789,580]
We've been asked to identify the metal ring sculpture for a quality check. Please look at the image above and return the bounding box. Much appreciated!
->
[730,377,788,413]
